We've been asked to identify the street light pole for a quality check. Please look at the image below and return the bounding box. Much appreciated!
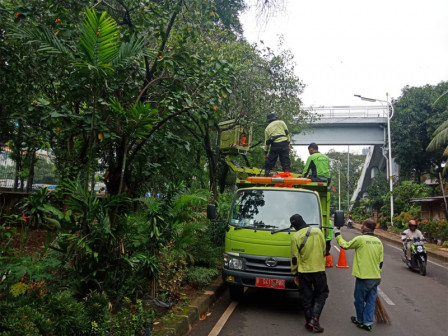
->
[338,162,341,210]
[347,146,350,213]
[354,94,395,227]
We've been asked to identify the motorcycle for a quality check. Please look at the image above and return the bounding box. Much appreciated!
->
[402,238,427,276]
[346,219,353,229]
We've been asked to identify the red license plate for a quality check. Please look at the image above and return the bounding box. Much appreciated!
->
[255,278,285,289]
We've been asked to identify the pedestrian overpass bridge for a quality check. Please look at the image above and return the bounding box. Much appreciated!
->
[292,105,396,205]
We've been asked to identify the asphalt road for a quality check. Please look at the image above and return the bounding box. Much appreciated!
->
[188,227,448,336]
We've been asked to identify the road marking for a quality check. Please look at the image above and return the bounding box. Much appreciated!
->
[378,287,395,305]
[208,300,239,336]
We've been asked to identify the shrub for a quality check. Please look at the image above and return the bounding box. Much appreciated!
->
[392,211,418,231]
[19,187,56,229]
[184,266,219,289]
[110,297,154,336]
[83,290,112,335]
[45,291,89,334]
[0,304,50,336]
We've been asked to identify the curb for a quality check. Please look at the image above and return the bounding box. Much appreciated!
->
[153,278,227,336]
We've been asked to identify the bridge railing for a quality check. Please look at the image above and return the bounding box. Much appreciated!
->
[304,105,388,119]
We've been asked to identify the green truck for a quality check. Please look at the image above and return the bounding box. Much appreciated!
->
[208,120,343,300]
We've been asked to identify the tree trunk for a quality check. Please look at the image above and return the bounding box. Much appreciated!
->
[204,126,218,202]
[26,150,36,192]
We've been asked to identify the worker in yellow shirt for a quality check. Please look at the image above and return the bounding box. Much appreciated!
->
[334,219,383,332]
[290,214,328,333]
[264,112,291,176]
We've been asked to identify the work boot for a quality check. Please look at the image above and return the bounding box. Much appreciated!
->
[304,312,313,331]
[304,322,313,331]
[351,316,361,325]
[308,317,324,333]
[357,323,372,332]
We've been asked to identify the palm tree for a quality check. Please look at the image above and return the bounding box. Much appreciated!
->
[427,91,448,176]
[13,7,146,190]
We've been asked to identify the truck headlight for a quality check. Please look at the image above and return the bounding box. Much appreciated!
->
[224,253,244,270]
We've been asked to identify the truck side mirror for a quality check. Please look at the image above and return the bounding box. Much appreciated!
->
[207,203,217,220]
[334,210,344,228]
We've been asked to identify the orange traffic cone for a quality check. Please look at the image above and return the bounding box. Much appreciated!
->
[336,248,350,268]
[325,254,333,267]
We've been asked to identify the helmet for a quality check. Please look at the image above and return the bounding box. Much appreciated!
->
[266,113,277,123]
[408,220,418,229]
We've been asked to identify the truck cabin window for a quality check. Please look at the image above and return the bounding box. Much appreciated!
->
[230,190,321,230]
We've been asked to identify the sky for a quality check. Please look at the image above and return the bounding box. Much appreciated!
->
[240,0,448,160]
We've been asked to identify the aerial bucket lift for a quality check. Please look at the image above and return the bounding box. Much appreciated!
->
[218,120,300,192]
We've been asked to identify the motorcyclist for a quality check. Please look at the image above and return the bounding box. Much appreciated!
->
[346,213,353,228]
[401,220,425,262]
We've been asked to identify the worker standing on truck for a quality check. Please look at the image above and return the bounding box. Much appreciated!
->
[303,143,330,182]
[290,214,329,333]
[264,112,291,176]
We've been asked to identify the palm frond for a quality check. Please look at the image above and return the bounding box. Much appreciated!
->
[11,25,74,59]
[112,34,147,67]
[433,89,448,108]
[427,119,448,152]
[78,7,119,71]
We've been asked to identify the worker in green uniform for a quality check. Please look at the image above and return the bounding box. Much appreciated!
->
[334,219,384,332]
[303,143,330,182]
[290,214,329,333]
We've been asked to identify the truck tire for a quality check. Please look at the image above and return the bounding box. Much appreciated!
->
[229,285,244,301]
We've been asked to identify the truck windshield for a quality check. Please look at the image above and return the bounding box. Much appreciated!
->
[229,189,321,230]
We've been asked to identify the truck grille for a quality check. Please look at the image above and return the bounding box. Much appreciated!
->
[243,254,291,276]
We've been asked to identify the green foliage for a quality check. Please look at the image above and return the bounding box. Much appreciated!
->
[391,209,420,231]
[0,253,62,294]
[366,173,389,210]
[83,290,112,334]
[351,198,372,221]
[19,187,55,229]
[43,180,140,298]
[392,82,448,181]
[0,0,303,332]
[45,291,89,334]
[427,86,448,176]
[0,221,18,262]
[0,304,51,336]
[418,219,448,242]
[111,297,154,336]
[33,159,56,184]
[184,266,219,289]
[390,181,430,214]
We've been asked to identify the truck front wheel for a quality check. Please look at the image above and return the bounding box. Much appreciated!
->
[229,285,244,301]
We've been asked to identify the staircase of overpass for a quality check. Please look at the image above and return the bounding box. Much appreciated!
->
[292,105,397,205]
